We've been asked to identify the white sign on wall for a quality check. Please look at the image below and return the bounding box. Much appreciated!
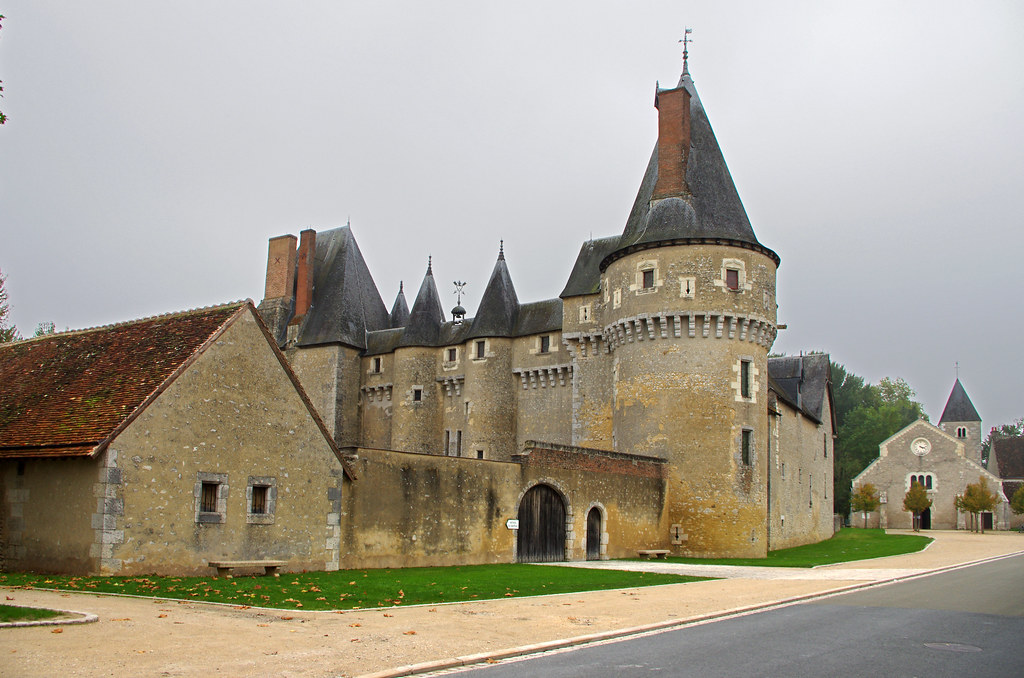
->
[506,519,520,530]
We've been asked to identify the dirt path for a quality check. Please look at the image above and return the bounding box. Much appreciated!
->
[1,531,1021,678]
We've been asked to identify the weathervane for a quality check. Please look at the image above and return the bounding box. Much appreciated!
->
[452,280,468,324]
[679,27,693,72]
[453,280,467,305]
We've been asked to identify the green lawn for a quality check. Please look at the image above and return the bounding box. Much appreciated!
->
[641,529,932,568]
[0,604,65,623]
[0,564,708,611]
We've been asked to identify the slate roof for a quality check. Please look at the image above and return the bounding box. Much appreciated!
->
[398,262,445,348]
[993,437,1024,479]
[559,69,778,298]
[467,252,520,340]
[0,303,246,458]
[295,226,390,349]
[767,354,833,425]
[938,379,982,423]
[513,299,563,336]
[389,283,410,329]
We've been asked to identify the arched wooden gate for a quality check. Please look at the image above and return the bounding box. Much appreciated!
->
[586,507,602,560]
[517,484,566,562]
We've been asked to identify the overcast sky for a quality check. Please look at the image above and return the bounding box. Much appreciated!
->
[1,1,1021,429]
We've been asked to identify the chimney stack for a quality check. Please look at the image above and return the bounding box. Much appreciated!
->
[652,84,692,201]
[292,229,316,323]
[263,234,298,302]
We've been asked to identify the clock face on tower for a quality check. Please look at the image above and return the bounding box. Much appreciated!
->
[911,437,932,456]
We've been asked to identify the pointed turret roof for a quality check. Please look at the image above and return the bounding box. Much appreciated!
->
[295,225,390,349]
[467,245,519,339]
[602,65,778,271]
[389,282,410,328]
[398,259,445,347]
[939,379,981,423]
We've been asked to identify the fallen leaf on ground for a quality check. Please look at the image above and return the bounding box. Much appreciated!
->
[51,628,63,634]
[110,618,132,621]
[157,614,167,618]
[382,613,393,618]
[348,623,361,627]
[350,638,361,643]
[403,630,416,635]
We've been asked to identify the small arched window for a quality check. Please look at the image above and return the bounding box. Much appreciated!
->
[957,426,967,438]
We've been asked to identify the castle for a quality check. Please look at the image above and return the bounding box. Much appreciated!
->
[256,59,835,561]
[0,59,835,576]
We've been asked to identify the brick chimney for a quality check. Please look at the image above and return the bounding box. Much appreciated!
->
[263,234,298,301]
[292,229,316,323]
[652,84,692,200]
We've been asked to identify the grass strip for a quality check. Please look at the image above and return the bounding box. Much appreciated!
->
[0,604,66,623]
[0,564,708,611]
[638,529,932,567]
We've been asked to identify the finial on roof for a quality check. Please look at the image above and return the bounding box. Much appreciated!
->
[347,216,351,227]
[399,280,404,293]
[955,361,960,379]
[427,256,432,274]
[498,240,505,261]
[679,27,693,75]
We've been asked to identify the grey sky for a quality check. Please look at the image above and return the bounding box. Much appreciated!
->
[1,1,1021,429]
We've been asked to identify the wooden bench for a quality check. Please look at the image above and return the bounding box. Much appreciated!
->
[637,549,670,560]
[207,560,286,578]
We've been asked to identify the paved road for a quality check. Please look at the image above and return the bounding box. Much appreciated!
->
[447,553,1024,678]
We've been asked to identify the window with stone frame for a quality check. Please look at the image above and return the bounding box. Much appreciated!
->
[540,335,551,353]
[957,426,967,438]
[741,429,752,466]
[413,387,423,402]
[740,360,751,398]
[195,472,228,524]
[475,340,486,359]
[642,269,655,289]
[726,268,739,291]
[447,347,458,362]
[372,356,382,373]
[246,476,277,524]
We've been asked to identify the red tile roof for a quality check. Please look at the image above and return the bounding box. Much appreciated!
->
[0,303,246,458]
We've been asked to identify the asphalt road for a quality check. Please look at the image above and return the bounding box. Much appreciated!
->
[450,553,1024,678]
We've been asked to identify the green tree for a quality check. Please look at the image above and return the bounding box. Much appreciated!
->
[902,481,932,532]
[830,364,926,517]
[1010,485,1024,518]
[955,476,1000,533]
[851,482,880,529]
[0,268,18,342]
[33,321,56,337]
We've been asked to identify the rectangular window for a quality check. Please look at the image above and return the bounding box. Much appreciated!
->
[740,360,751,398]
[200,482,219,513]
[476,340,486,359]
[741,430,752,465]
[413,388,422,402]
[372,357,382,373]
[642,269,654,289]
[476,450,484,459]
[823,433,828,458]
[444,429,451,455]
[726,268,739,290]
[456,430,463,457]
[540,335,550,353]
[447,348,457,362]
[250,485,268,514]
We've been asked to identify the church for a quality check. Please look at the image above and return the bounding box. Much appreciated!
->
[0,57,835,575]
[255,55,835,564]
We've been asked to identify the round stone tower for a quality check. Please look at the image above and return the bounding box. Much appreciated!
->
[597,64,779,557]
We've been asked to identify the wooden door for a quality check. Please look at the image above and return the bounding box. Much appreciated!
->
[586,508,601,560]
[517,485,566,562]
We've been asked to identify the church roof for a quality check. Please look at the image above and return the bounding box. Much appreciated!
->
[467,249,520,340]
[389,283,410,328]
[398,261,445,347]
[767,354,832,425]
[938,379,981,423]
[295,226,390,349]
[0,302,246,458]
[993,437,1024,479]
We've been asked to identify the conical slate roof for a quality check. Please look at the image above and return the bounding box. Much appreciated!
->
[389,282,410,328]
[296,226,390,349]
[939,379,981,423]
[467,247,519,339]
[398,261,445,347]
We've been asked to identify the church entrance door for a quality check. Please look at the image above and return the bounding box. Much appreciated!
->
[517,484,566,562]
[982,512,994,531]
[919,507,931,530]
[586,507,602,560]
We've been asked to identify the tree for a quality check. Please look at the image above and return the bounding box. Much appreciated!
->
[34,321,56,337]
[0,268,18,342]
[955,476,1000,533]
[1011,485,1024,519]
[903,481,932,532]
[851,482,880,529]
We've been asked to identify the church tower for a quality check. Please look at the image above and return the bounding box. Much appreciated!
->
[938,378,983,465]
[562,54,779,557]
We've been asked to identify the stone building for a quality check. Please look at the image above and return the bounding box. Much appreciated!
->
[0,302,352,575]
[991,437,1024,530]
[258,60,835,560]
[851,379,1010,530]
